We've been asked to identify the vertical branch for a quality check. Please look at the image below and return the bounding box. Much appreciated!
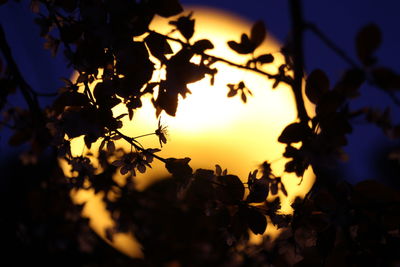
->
[289,0,309,123]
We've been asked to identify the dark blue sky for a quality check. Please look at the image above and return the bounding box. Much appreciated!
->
[1,0,399,183]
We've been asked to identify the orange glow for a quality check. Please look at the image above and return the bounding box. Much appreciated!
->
[62,6,315,257]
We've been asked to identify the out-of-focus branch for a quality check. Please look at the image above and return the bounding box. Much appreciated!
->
[289,0,309,123]
[0,24,42,120]
[306,22,400,107]
[305,22,359,69]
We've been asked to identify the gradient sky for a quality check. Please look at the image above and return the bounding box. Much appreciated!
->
[1,0,399,183]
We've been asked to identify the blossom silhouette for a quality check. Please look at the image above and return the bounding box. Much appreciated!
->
[155,118,168,147]
[111,150,157,176]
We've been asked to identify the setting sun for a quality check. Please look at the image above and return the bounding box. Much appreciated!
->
[63,6,315,258]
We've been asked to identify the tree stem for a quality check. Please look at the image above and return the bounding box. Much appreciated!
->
[289,0,309,123]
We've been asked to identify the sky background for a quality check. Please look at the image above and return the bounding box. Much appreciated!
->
[1,0,400,184]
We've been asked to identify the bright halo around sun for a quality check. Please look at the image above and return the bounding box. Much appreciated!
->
[62,6,315,258]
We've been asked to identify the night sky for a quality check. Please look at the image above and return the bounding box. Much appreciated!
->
[1,0,400,183]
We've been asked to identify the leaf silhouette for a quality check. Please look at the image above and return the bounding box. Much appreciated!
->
[250,20,266,47]
[154,47,214,116]
[149,0,183,18]
[333,68,365,98]
[169,12,195,41]
[306,69,329,104]
[226,81,252,103]
[278,122,312,144]
[154,86,179,116]
[115,42,154,80]
[371,67,400,90]
[228,34,255,54]
[228,21,266,55]
[316,91,345,116]
[356,23,381,66]
[244,206,267,235]
[246,178,269,203]
[165,157,193,177]
[53,91,90,115]
[216,175,245,203]
[192,39,214,53]
[255,54,274,64]
[145,32,173,63]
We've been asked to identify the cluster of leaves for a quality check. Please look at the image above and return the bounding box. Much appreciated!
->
[234,179,400,266]
[1,0,400,266]
[275,22,400,179]
[226,81,253,103]
[104,158,292,265]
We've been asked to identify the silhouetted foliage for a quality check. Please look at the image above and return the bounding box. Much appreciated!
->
[1,0,400,266]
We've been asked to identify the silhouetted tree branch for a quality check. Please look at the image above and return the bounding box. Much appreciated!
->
[289,0,309,123]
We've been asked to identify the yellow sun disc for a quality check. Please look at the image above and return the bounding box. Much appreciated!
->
[62,6,315,258]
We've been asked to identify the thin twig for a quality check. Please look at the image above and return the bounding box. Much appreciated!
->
[115,129,167,163]
[27,87,58,97]
[33,91,59,97]
[132,133,156,139]
[305,22,360,69]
